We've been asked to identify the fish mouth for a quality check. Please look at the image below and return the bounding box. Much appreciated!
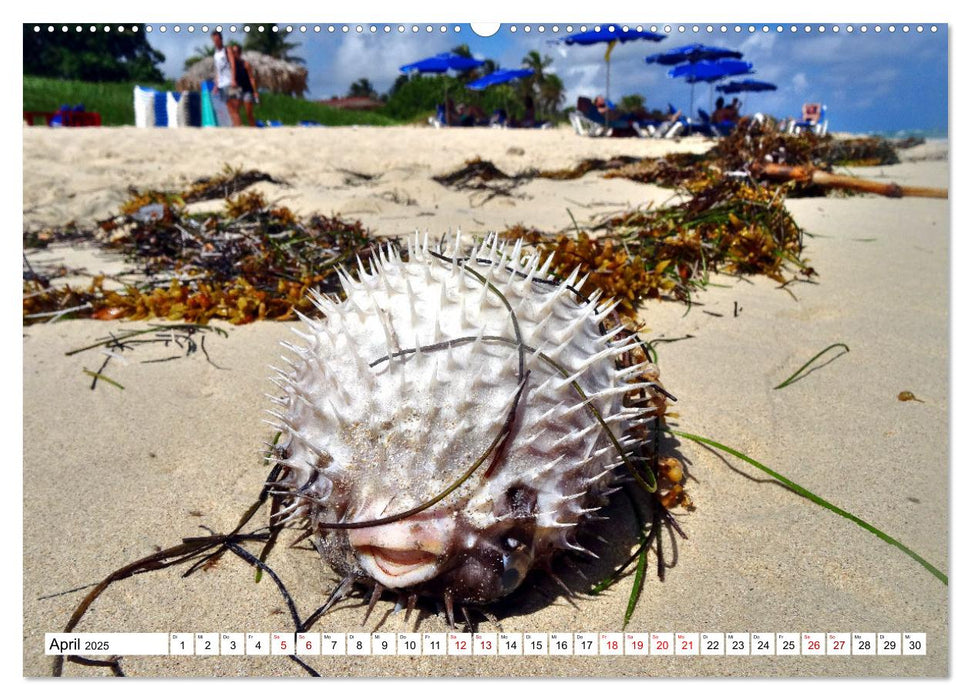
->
[356,546,440,586]
[347,515,452,590]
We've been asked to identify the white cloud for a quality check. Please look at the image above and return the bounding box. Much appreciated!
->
[316,33,456,98]
[149,31,209,80]
[739,32,776,56]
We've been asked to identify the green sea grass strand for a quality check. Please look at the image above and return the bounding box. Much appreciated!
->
[774,343,850,389]
[623,548,648,629]
[670,429,947,585]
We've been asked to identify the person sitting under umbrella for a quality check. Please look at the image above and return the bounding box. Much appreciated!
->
[712,97,734,124]
[593,95,617,119]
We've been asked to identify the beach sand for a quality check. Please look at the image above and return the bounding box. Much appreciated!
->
[22,125,949,677]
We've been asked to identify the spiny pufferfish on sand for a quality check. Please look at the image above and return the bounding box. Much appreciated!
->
[266,233,671,624]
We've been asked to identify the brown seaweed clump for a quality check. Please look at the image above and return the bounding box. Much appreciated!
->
[527,177,811,316]
[604,120,902,197]
[23,168,378,325]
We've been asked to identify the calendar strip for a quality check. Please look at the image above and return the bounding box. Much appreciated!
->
[45,632,927,656]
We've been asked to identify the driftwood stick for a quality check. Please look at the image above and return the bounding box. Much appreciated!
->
[756,163,948,199]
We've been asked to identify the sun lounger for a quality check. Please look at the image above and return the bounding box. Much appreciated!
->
[629,104,685,139]
[694,108,736,137]
[788,103,828,135]
[569,110,608,136]
[428,104,447,128]
[570,96,644,137]
[649,118,684,138]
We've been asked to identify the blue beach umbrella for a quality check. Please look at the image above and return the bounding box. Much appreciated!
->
[400,52,485,74]
[716,79,777,115]
[716,79,777,94]
[669,59,754,84]
[466,68,533,91]
[400,52,487,122]
[466,69,535,124]
[561,24,665,101]
[645,43,742,66]
[669,59,754,116]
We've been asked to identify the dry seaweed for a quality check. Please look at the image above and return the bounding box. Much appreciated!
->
[432,157,532,203]
[181,164,288,204]
[433,157,514,187]
[431,124,904,200]
[601,152,707,188]
[605,122,904,196]
[23,222,93,249]
[65,323,229,390]
[536,156,641,180]
[23,173,380,325]
[511,176,811,317]
[706,120,900,169]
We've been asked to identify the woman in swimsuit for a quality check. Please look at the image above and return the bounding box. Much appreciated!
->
[230,43,260,127]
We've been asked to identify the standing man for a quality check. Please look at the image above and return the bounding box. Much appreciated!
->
[211,30,241,126]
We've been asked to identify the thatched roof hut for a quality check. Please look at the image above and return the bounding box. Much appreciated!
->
[176,51,308,97]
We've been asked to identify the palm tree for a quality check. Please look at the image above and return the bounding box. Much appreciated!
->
[480,58,500,76]
[618,94,645,113]
[521,51,563,119]
[538,72,565,117]
[183,44,214,70]
[449,43,481,81]
[347,78,377,99]
[243,27,304,64]
[521,50,551,95]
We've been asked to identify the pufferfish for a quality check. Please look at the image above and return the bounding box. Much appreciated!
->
[265,233,667,624]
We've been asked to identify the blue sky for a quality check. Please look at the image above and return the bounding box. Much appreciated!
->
[144,21,948,135]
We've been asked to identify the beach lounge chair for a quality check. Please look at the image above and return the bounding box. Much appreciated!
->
[635,117,684,139]
[693,109,716,137]
[788,103,828,135]
[428,104,446,128]
[695,108,735,137]
[569,96,643,137]
[569,110,605,136]
[489,109,508,128]
[658,119,684,138]
[569,97,607,136]
[638,105,685,139]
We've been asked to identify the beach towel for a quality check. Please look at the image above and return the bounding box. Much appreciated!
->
[133,86,157,128]
[152,90,167,127]
[200,81,217,127]
[165,92,182,128]
[184,92,202,127]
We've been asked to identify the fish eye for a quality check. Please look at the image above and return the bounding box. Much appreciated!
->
[500,564,524,591]
[499,537,533,594]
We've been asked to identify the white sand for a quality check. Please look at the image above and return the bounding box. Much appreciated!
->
[22,125,948,677]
